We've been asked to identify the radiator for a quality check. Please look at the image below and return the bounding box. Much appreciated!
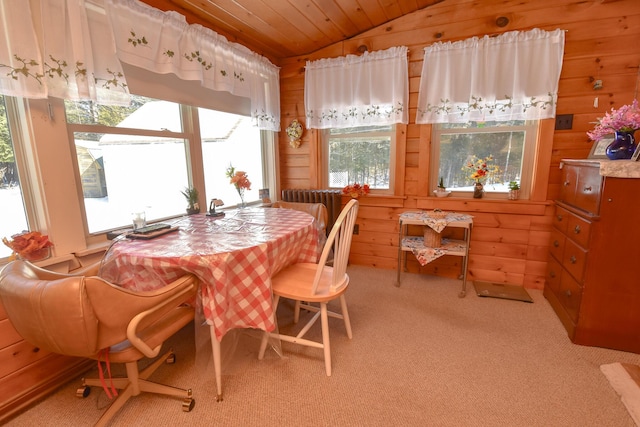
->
[281,189,342,233]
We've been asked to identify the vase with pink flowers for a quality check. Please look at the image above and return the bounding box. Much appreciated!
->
[587,100,640,160]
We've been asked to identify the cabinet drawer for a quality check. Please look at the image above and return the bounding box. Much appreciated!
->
[559,269,583,325]
[553,206,570,234]
[573,165,602,215]
[560,163,602,215]
[562,239,587,283]
[549,228,566,262]
[560,164,579,207]
[545,256,563,294]
[565,213,591,249]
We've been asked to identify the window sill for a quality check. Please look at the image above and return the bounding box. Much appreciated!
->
[416,196,552,215]
[348,194,405,208]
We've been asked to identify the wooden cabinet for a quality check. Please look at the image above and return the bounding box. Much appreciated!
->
[0,296,93,423]
[544,159,640,353]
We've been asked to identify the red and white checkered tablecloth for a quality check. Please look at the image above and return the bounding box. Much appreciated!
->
[99,208,318,341]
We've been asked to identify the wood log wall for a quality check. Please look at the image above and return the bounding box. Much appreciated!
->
[277,0,640,289]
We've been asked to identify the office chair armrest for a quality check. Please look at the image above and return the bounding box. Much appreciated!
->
[126,274,198,358]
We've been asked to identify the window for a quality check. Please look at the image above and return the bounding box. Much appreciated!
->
[0,96,30,260]
[432,121,538,198]
[323,125,395,192]
[199,107,264,208]
[66,95,268,235]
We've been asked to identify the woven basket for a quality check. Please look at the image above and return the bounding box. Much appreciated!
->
[427,210,447,219]
[423,227,441,248]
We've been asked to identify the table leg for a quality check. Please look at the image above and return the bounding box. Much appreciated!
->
[458,225,472,298]
[209,326,223,402]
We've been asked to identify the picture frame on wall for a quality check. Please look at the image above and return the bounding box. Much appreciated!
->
[588,135,613,159]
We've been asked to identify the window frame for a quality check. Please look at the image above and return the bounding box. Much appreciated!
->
[0,97,40,262]
[431,120,539,200]
[320,124,397,195]
[66,100,275,240]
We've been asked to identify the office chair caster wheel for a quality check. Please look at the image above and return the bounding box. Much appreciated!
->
[166,352,176,364]
[182,398,195,412]
[76,385,91,398]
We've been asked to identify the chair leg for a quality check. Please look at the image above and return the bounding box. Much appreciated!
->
[258,295,280,360]
[95,384,135,427]
[320,303,332,377]
[293,300,301,323]
[339,294,353,339]
[92,349,193,427]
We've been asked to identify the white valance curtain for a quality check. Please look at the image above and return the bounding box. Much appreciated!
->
[0,0,130,105]
[106,0,280,131]
[417,28,565,124]
[304,46,409,129]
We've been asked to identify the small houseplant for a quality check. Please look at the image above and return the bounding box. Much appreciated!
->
[433,176,450,197]
[508,181,520,200]
[181,186,200,214]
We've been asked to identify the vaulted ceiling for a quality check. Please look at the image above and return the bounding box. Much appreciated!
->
[140,0,445,61]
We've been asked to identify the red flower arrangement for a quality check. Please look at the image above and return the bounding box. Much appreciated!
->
[464,155,499,183]
[342,183,370,199]
[2,231,54,261]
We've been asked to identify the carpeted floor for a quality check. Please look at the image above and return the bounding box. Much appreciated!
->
[6,265,640,426]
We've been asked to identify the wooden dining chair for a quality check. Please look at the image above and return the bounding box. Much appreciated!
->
[259,199,359,376]
[271,200,329,259]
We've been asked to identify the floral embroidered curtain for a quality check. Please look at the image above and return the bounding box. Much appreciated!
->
[304,46,409,129]
[106,0,280,131]
[0,0,130,105]
[416,28,565,124]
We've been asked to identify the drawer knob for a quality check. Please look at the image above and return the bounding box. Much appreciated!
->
[565,290,572,297]
[563,181,571,187]
[570,255,577,264]
[553,240,560,247]
[556,215,563,222]
[573,225,581,234]
[549,271,556,278]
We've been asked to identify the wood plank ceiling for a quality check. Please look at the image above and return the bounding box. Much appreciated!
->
[139,0,445,61]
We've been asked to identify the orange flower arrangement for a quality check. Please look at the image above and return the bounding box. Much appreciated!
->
[2,231,53,261]
[226,164,252,205]
[342,182,370,199]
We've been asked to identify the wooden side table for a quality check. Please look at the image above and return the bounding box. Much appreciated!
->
[396,211,473,297]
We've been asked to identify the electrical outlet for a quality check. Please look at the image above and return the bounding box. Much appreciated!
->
[555,114,573,130]
[353,224,359,235]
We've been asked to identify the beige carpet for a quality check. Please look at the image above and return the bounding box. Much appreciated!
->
[6,265,640,426]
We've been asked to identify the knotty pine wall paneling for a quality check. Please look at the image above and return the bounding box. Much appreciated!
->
[278,0,640,289]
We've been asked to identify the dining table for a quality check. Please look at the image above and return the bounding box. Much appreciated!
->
[99,207,319,400]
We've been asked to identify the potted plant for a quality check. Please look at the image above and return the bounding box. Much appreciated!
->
[433,176,450,197]
[181,186,200,214]
[508,181,520,200]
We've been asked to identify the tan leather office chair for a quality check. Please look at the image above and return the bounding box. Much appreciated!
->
[0,260,198,427]
[259,199,358,376]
